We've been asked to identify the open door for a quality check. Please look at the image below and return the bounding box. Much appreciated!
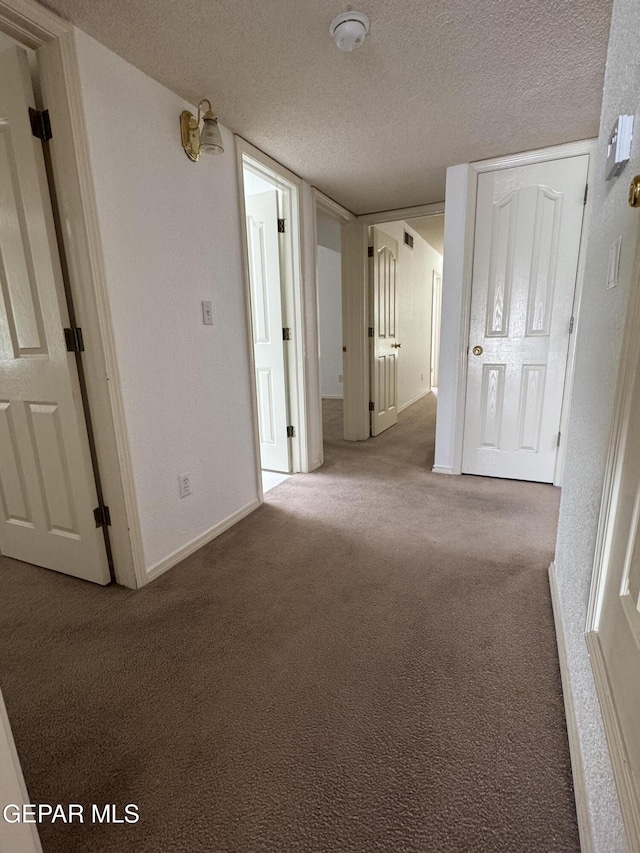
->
[245,189,291,473]
[0,46,109,584]
[369,227,399,436]
[461,155,588,482]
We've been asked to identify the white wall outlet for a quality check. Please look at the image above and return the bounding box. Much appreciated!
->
[338,374,343,382]
[179,473,191,498]
[202,301,213,325]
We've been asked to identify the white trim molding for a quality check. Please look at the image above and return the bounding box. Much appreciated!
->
[146,499,261,583]
[548,563,593,853]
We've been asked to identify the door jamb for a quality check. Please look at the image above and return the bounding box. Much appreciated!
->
[0,0,144,588]
[342,201,445,440]
[236,137,309,477]
[450,139,596,483]
[311,188,354,458]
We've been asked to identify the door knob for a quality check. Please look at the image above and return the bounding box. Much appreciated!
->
[629,175,640,208]
[472,345,483,356]
[391,342,402,349]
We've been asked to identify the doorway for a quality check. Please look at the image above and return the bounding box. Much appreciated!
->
[316,208,344,447]
[367,215,444,438]
[240,148,308,494]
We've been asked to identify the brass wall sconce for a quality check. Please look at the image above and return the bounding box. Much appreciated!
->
[180,99,224,161]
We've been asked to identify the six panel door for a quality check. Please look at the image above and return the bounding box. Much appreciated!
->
[370,227,399,436]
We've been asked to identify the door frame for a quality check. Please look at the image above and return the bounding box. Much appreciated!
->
[436,139,596,484]
[236,137,311,483]
[585,214,640,849]
[311,187,354,463]
[342,202,445,440]
[0,0,143,587]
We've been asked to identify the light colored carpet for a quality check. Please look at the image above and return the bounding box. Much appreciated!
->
[0,393,578,852]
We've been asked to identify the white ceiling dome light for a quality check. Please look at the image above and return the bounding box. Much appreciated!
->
[329,12,370,52]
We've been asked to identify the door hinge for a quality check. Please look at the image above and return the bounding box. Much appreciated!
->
[569,316,574,334]
[94,504,111,528]
[287,425,295,438]
[283,327,292,341]
[29,107,52,142]
[278,218,286,233]
[368,247,374,258]
[557,431,561,448]
[583,183,588,205]
[368,327,374,337]
[64,327,85,353]
[369,401,375,411]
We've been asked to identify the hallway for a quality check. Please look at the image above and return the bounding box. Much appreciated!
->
[0,395,578,852]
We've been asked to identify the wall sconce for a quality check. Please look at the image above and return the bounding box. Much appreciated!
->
[180,99,224,161]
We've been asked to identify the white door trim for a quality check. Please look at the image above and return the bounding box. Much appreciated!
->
[583,209,640,850]
[236,137,313,478]
[448,139,596,483]
[0,0,143,587]
[0,690,42,853]
[342,201,445,441]
[311,187,354,459]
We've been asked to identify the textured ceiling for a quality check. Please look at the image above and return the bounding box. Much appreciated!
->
[409,215,444,255]
[41,0,612,214]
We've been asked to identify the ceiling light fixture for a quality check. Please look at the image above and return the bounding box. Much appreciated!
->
[329,11,370,52]
[180,99,224,161]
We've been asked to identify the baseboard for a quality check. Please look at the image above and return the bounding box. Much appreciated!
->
[398,389,431,413]
[432,464,455,475]
[145,498,261,584]
[548,563,593,853]
[321,395,344,400]
[586,629,640,851]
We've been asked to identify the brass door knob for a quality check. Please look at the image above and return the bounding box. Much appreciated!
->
[472,345,483,356]
[391,342,402,348]
[629,175,640,208]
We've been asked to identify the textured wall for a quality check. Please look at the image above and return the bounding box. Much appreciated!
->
[553,0,640,847]
[378,221,441,410]
[75,30,259,572]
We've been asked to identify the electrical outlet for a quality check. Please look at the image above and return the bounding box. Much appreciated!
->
[179,473,191,498]
[338,374,343,382]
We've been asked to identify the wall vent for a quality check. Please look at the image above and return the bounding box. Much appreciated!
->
[403,231,414,249]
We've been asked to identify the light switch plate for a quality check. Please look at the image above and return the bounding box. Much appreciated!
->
[202,301,213,325]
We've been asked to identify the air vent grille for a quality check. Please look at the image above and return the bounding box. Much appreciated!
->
[404,231,414,249]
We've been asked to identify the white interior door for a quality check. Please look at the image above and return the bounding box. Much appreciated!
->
[0,46,110,583]
[370,227,399,436]
[245,189,291,473]
[592,271,640,843]
[462,155,588,482]
[431,270,442,389]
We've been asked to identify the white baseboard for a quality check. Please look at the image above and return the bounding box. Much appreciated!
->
[586,630,640,851]
[145,498,261,584]
[432,464,455,475]
[322,395,344,400]
[398,389,431,413]
[548,562,593,853]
